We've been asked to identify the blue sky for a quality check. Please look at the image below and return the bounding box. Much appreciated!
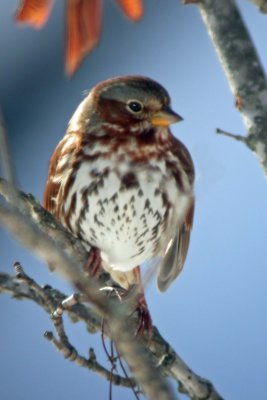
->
[1,1,267,399]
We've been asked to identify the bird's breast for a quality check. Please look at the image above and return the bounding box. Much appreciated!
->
[61,145,192,271]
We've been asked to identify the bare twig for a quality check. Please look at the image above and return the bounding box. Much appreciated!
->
[12,262,134,387]
[49,314,136,388]
[44,330,135,387]
[216,128,248,143]
[0,270,99,332]
[117,351,142,400]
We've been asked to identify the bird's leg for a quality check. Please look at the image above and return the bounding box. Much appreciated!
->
[84,246,102,277]
[135,292,153,338]
[129,267,153,338]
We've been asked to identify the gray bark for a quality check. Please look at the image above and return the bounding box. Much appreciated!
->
[197,0,267,174]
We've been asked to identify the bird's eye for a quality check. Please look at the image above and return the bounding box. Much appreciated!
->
[127,100,143,113]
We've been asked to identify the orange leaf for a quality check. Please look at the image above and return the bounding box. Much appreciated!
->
[66,0,102,76]
[116,0,144,21]
[15,0,53,29]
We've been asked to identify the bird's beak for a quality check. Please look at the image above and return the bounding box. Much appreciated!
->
[150,106,183,127]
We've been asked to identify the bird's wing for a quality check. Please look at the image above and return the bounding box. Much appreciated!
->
[157,199,195,292]
[43,136,71,217]
[43,164,61,217]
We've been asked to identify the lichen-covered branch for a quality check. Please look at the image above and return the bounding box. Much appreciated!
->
[0,179,223,400]
[191,0,267,174]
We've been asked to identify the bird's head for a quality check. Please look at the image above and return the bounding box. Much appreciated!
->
[68,76,183,136]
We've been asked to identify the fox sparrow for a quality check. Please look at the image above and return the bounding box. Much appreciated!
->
[43,76,195,326]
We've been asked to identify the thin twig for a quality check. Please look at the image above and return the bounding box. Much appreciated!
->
[117,348,142,400]
[44,329,134,387]
[109,340,115,400]
[216,128,248,143]
[9,262,136,388]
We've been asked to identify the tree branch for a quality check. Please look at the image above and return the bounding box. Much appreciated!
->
[0,202,176,400]
[0,111,16,185]
[2,263,135,388]
[190,0,267,175]
[249,0,267,13]
[0,179,223,400]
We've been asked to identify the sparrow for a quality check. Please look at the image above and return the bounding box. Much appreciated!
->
[43,76,195,328]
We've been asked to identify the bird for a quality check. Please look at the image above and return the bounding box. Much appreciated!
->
[43,76,195,329]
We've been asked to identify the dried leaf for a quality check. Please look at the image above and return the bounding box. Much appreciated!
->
[66,0,102,76]
[116,0,144,21]
[15,0,53,29]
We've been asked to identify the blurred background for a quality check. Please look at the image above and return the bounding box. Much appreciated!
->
[1,1,267,399]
